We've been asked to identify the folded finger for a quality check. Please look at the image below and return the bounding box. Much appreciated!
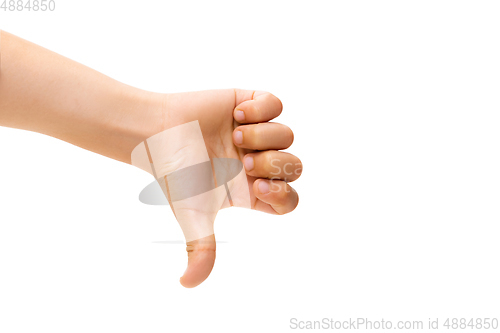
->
[253,179,299,215]
[243,150,302,182]
[233,92,283,124]
[233,122,294,150]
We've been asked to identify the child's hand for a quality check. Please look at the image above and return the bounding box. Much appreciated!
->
[153,89,302,287]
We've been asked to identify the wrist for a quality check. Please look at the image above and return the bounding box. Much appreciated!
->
[103,85,167,164]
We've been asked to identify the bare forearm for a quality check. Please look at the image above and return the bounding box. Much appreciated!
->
[0,30,165,163]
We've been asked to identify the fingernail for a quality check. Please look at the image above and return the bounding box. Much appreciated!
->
[235,110,245,122]
[258,180,270,194]
[234,131,243,145]
[244,156,254,171]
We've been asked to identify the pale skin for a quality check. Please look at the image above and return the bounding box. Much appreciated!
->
[0,31,302,288]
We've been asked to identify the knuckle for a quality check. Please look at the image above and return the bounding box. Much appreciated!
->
[290,193,299,212]
[293,157,303,179]
[266,94,283,118]
[285,126,294,145]
[274,96,283,116]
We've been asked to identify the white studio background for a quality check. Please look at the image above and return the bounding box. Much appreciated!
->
[1,1,499,332]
